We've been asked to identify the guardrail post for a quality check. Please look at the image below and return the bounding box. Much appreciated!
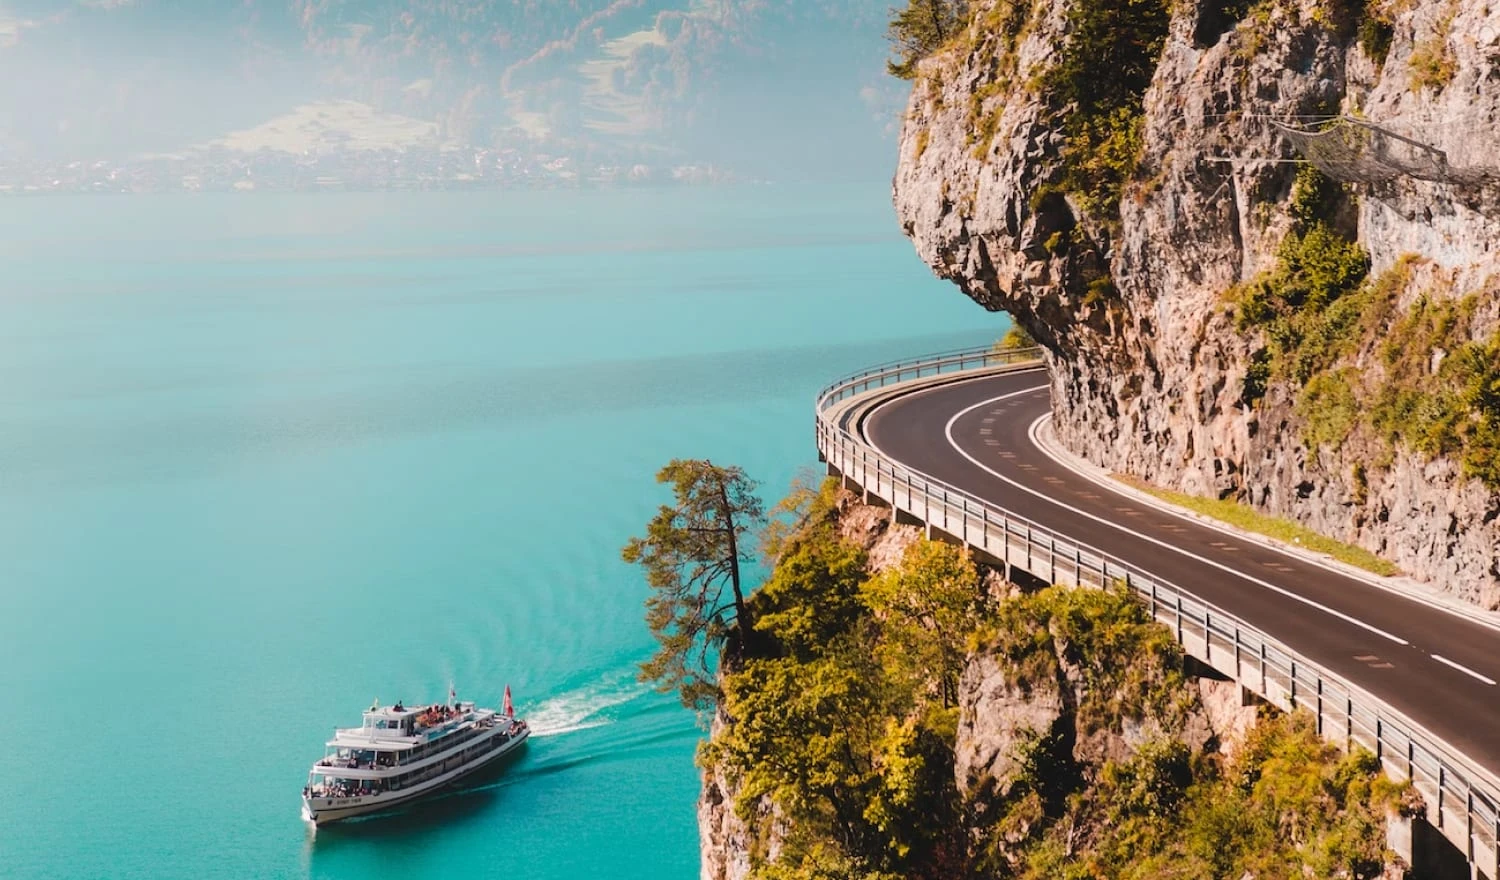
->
[1289,659,1297,709]
[1316,678,1323,736]
[1050,535,1057,585]
[1204,608,1212,662]
[1466,785,1473,863]
[1439,765,1446,829]
[1233,632,1240,681]
[1175,594,1183,643]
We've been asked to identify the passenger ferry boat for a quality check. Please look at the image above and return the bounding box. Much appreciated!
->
[301,685,529,825]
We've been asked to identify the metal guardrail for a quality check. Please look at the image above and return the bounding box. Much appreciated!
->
[816,345,1500,875]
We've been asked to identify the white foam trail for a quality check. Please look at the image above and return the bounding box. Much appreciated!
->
[524,672,649,738]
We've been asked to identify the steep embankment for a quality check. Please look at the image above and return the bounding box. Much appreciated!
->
[894,0,1500,605]
[699,484,1411,879]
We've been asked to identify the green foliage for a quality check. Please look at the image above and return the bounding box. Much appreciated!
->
[861,542,983,708]
[1011,713,1405,879]
[1372,325,1500,487]
[1358,13,1395,66]
[711,530,985,878]
[993,322,1037,353]
[1409,21,1456,91]
[704,485,1405,878]
[1299,368,1362,453]
[1041,0,1171,222]
[982,584,1191,735]
[1241,348,1271,406]
[886,0,969,79]
[754,527,869,661]
[1242,255,1500,493]
[622,459,766,711]
[1238,186,1372,344]
[1083,273,1119,307]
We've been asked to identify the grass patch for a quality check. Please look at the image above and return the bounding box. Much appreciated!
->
[1114,475,1401,577]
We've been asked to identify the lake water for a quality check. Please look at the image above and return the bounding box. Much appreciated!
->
[0,186,1003,880]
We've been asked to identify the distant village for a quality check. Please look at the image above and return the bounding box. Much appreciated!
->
[0,145,736,195]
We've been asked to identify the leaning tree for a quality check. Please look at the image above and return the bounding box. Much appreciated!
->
[622,459,766,711]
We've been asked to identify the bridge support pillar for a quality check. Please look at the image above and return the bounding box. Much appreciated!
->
[1387,809,1414,874]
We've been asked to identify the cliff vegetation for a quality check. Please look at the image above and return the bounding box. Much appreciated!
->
[697,482,1409,879]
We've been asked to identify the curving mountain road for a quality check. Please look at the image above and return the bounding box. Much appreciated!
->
[861,367,1500,775]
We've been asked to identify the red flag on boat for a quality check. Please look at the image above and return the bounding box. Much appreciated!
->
[503,684,513,717]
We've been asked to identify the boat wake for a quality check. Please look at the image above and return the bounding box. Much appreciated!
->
[525,673,650,738]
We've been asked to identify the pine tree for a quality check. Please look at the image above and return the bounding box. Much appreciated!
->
[887,0,968,79]
[622,459,766,711]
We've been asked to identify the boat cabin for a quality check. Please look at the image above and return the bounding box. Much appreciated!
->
[361,703,421,738]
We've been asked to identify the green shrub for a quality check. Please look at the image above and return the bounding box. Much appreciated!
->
[1409,6,1458,91]
[1357,15,1394,65]
[886,0,969,79]
[1016,712,1406,879]
[994,322,1038,353]
[1299,369,1362,452]
[1242,349,1271,405]
[1041,0,1171,223]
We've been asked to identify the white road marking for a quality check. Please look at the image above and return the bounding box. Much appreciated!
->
[1432,654,1498,686]
[929,390,1411,647]
[1027,413,1500,639]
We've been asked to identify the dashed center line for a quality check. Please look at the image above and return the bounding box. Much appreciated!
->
[926,390,1412,647]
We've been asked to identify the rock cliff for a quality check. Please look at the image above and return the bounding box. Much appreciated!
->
[894,0,1500,605]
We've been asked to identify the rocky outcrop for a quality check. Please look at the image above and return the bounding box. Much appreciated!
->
[699,730,751,880]
[895,0,1500,605]
[955,651,1068,800]
[699,711,772,880]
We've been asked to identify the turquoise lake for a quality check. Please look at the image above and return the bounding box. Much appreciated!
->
[0,186,1004,879]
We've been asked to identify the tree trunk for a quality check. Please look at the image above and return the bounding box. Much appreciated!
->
[715,472,750,652]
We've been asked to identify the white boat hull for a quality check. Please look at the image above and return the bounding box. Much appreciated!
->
[303,725,529,825]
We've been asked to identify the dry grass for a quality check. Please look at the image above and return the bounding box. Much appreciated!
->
[1114,476,1401,577]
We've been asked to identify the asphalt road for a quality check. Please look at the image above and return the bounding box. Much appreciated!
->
[863,367,1500,775]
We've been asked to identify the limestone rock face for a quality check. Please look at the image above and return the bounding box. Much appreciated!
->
[698,711,781,880]
[894,0,1500,605]
[835,488,924,572]
[698,747,753,880]
[954,651,1066,799]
